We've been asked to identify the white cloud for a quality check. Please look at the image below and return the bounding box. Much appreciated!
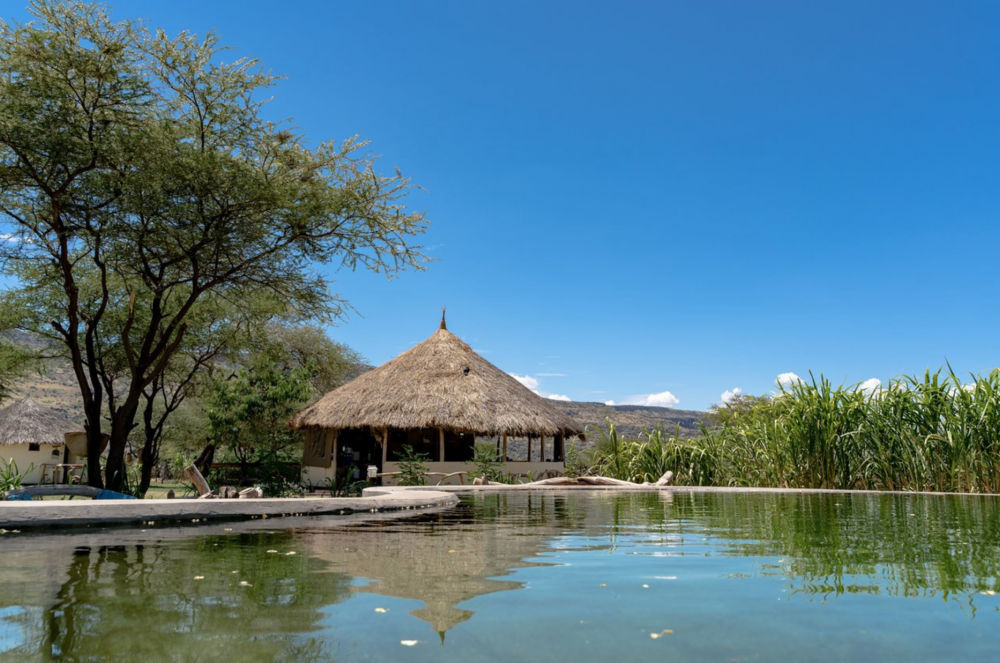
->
[510,373,571,401]
[536,372,566,377]
[509,374,540,393]
[604,400,616,406]
[0,234,15,242]
[776,372,802,387]
[721,387,742,404]
[858,378,881,395]
[625,391,680,408]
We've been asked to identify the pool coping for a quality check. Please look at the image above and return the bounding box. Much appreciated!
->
[378,483,1000,498]
[0,486,458,530]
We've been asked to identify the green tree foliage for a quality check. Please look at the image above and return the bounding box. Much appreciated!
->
[258,323,366,396]
[205,358,314,495]
[148,322,362,496]
[0,1,427,490]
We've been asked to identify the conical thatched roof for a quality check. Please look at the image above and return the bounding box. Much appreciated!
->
[290,318,583,437]
[0,397,82,446]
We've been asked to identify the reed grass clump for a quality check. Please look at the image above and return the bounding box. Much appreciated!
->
[589,367,1000,493]
[588,420,719,485]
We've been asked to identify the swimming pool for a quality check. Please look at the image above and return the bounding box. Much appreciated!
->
[1,490,997,661]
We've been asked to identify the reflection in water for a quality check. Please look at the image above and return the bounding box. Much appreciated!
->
[1,532,351,662]
[664,491,1000,605]
[307,493,589,635]
[1,490,999,662]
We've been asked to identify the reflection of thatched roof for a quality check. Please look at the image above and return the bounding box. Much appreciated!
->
[307,511,558,634]
[0,397,81,446]
[290,319,583,437]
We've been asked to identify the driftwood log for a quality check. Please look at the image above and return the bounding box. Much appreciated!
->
[238,487,263,499]
[184,463,212,498]
[522,472,674,487]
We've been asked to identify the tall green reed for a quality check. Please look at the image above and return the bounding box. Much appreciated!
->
[588,418,718,485]
[588,367,1000,493]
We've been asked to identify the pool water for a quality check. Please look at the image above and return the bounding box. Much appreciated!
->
[1,490,998,662]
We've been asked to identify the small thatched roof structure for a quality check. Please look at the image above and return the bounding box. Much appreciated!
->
[290,317,583,437]
[0,397,82,446]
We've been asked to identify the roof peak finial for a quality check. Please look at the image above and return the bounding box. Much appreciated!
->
[440,306,447,330]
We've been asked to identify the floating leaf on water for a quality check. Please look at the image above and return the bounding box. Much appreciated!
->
[400,640,418,647]
[600,584,606,588]
[267,550,278,554]
[642,584,649,588]
[650,629,673,639]
[375,608,388,613]
[239,581,252,587]
[224,528,233,532]
[285,552,296,556]
[193,576,205,580]
[231,571,239,574]
[448,550,456,553]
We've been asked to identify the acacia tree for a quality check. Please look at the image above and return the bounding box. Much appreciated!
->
[0,1,427,490]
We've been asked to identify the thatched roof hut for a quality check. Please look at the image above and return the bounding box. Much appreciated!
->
[0,397,81,447]
[290,317,583,438]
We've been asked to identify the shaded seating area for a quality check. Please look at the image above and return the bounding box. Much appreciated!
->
[292,314,584,486]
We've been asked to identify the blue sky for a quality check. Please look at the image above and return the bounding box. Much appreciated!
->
[8,1,1000,410]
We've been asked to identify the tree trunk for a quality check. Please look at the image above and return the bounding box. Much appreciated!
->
[103,427,128,493]
[138,395,160,497]
[84,404,105,490]
[138,440,156,497]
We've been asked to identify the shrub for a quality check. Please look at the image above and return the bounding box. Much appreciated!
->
[396,445,430,486]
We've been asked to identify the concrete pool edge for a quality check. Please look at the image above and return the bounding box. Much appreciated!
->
[0,487,459,530]
[377,483,1000,498]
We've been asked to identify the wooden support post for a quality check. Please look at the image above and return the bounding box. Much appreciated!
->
[540,434,546,462]
[528,435,533,462]
[331,429,339,479]
[439,428,446,462]
[503,432,508,461]
[184,463,212,497]
[556,434,565,462]
[381,428,388,466]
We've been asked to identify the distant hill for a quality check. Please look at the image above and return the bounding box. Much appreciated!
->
[5,333,711,445]
[549,400,708,441]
